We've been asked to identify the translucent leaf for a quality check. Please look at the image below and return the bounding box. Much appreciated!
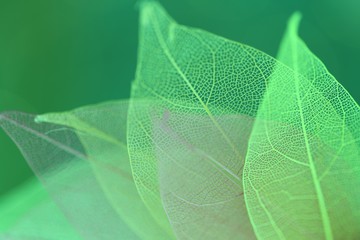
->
[37,100,172,240]
[2,2,360,239]
[0,110,137,239]
[153,111,255,239]
[128,1,281,239]
[243,13,360,239]
[0,101,171,239]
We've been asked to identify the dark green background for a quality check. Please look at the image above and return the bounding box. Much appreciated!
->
[1,0,359,196]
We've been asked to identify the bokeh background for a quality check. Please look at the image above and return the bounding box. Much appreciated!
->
[1,0,359,196]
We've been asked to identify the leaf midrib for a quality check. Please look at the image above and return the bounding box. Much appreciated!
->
[290,26,333,240]
[147,7,243,183]
[0,113,87,160]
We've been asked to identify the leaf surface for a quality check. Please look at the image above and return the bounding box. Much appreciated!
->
[1,2,360,240]
[128,2,316,239]
[0,101,171,240]
[243,13,360,240]
[153,111,255,239]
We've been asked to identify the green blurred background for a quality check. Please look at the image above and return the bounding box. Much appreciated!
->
[1,0,359,196]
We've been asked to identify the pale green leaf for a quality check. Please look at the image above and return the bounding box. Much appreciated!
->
[153,111,255,239]
[0,110,138,239]
[1,2,360,240]
[0,101,171,239]
[128,2,278,239]
[37,100,172,240]
[243,13,360,240]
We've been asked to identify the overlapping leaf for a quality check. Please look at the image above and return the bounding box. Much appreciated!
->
[243,13,360,240]
[0,101,171,240]
[128,2,273,238]
[0,2,359,240]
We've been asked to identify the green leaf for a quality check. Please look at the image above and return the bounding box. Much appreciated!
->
[153,111,255,239]
[0,109,138,239]
[128,1,272,239]
[37,100,172,240]
[243,13,360,239]
[0,101,171,240]
[1,2,360,239]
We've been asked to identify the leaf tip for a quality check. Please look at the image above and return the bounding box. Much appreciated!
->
[139,0,156,26]
[34,113,62,124]
[34,115,45,124]
[288,11,303,35]
[139,1,173,27]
